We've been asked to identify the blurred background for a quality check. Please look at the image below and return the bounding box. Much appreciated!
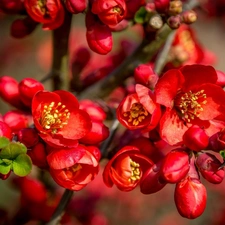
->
[1,8,225,225]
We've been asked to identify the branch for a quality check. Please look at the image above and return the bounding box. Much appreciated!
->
[45,189,74,225]
[78,24,172,100]
[51,12,72,90]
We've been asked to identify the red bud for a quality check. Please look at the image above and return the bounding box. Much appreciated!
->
[65,0,87,14]
[174,176,207,219]
[196,153,224,184]
[183,125,209,151]
[0,121,12,140]
[19,78,44,107]
[86,11,113,54]
[17,128,39,148]
[160,149,190,183]
[80,121,109,145]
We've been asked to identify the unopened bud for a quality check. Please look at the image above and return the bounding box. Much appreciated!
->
[196,153,224,184]
[154,0,170,13]
[65,0,87,14]
[167,15,182,29]
[134,64,158,89]
[19,78,44,107]
[0,121,12,140]
[182,10,197,24]
[175,176,207,219]
[10,16,38,39]
[149,14,163,30]
[160,149,190,183]
[17,128,39,148]
[183,125,209,151]
[168,0,182,16]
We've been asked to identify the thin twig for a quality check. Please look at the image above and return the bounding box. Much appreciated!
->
[45,189,74,225]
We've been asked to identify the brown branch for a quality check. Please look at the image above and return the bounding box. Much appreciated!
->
[51,11,72,91]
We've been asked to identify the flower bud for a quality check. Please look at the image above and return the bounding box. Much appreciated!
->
[183,125,209,151]
[154,0,170,13]
[80,121,109,145]
[86,11,113,54]
[174,176,207,219]
[17,128,39,148]
[167,15,182,29]
[168,0,182,16]
[149,14,163,30]
[18,78,44,107]
[3,110,31,132]
[196,153,224,184]
[0,171,11,180]
[10,16,38,39]
[28,142,48,169]
[79,100,107,122]
[160,149,190,183]
[134,64,158,89]
[0,0,25,14]
[0,121,12,140]
[125,0,145,19]
[65,0,87,14]
[140,161,167,194]
[181,10,197,24]
[0,76,22,109]
[91,0,126,26]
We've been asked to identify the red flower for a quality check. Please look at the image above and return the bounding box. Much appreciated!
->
[47,145,100,191]
[32,90,91,147]
[117,84,161,131]
[103,145,153,191]
[24,0,64,30]
[91,0,127,26]
[155,64,225,145]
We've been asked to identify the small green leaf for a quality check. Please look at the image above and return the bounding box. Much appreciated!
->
[0,142,27,160]
[220,150,225,159]
[0,137,10,149]
[134,6,147,24]
[0,163,11,175]
[2,159,12,165]
[12,154,32,177]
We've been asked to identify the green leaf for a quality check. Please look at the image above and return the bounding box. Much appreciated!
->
[0,137,10,149]
[134,6,147,24]
[0,163,11,175]
[1,159,12,165]
[220,150,225,159]
[0,142,27,160]
[12,154,32,177]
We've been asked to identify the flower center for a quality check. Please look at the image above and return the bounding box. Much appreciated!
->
[128,159,141,182]
[175,90,207,122]
[123,103,149,126]
[64,164,82,179]
[113,6,122,14]
[40,102,70,134]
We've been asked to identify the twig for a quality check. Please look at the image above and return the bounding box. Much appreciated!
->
[51,12,72,90]
[45,189,74,225]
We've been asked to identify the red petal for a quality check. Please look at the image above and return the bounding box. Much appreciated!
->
[160,109,188,145]
[47,146,86,169]
[180,64,217,92]
[155,69,185,108]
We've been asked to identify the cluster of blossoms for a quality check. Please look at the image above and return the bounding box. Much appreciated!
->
[1,0,225,223]
[0,76,109,191]
[0,0,197,54]
[103,64,225,219]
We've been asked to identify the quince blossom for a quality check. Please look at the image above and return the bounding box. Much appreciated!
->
[32,90,92,147]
